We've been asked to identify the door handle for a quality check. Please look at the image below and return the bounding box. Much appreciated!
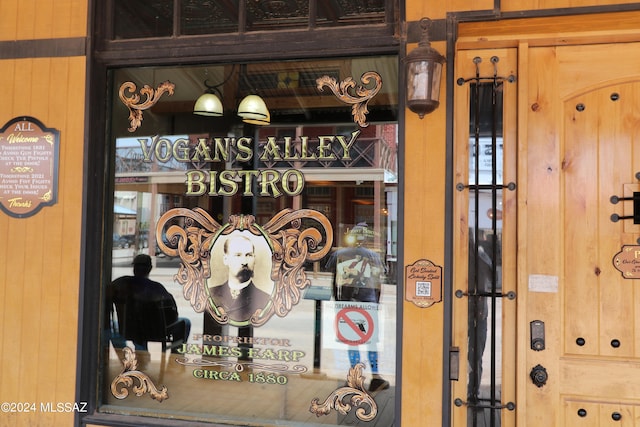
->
[530,364,548,388]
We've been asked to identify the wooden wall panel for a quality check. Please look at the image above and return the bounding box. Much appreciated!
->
[0,1,19,40]
[0,56,85,427]
[406,0,493,21]
[0,0,87,40]
[401,39,448,426]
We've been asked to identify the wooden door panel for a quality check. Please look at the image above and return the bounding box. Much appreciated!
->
[563,83,639,360]
[562,88,601,358]
[522,43,640,426]
[563,399,640,426]
[563,400,599,427]
[518,45,564,427]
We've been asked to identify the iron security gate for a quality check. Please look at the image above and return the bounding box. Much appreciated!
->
[452,53,517,427]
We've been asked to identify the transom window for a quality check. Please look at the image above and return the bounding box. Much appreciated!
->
[112,0,389,39]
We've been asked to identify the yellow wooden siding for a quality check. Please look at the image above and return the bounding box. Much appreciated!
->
[502,0,640,12]
[0,56,85,427]
[406,0,494,21]
[401,38,448,426]
[0,0,87,40]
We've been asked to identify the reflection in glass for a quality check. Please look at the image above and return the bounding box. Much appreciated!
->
[467,82,504,427]
[102,57,398,425]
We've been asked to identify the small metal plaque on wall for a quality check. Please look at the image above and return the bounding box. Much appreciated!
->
[613,245,640,279]
[0,117,59,218]
[405,259,443,308]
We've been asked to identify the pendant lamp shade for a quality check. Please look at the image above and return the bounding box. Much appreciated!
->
[193,93,224,116]
[237,94,270,125]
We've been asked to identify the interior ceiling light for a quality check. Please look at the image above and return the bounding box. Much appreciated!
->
[193,91,223,117]
[193,69,234,117]
[237,94,270,125]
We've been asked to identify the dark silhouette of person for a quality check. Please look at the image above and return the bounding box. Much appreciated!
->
[109,254,191,353]
[209,235,271,324]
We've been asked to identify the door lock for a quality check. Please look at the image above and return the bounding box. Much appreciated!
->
[530,320,545,351]
[530,364,548,388]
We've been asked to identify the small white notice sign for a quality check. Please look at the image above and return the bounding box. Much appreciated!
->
[528,274,558,293]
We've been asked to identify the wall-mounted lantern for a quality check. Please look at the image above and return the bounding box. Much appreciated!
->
[405,18,446,118]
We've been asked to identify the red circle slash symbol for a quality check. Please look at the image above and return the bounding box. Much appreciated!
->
[334,307,374,345]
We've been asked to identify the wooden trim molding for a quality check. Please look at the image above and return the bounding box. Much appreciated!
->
[457,10,640,49]
[0,37,86,59]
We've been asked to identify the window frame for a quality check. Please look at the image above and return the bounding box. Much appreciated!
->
[77,1,404,426]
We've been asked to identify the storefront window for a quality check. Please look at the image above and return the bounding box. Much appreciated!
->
[100,56,398,425]
[112,0,388,39]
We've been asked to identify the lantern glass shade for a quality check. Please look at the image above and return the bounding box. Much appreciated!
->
[193,93,223,116]
[406,59,443,118]
[237,94,270,125]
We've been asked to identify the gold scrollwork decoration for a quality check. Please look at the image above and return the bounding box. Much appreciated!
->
[110,347,169,402]
[259,208,333,325]
[316,71,382,128]
[119,80,175,132]
[11,167,33,173]
[156,208,333,327]
[156,207,221,314]
[309,363,377,421]
[39,190,52,202]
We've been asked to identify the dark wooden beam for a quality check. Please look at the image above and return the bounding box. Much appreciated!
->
[407,19,446,44]
[0,37,86,59]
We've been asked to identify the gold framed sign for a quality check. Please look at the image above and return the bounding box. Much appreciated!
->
[156,207,333,327]
[0,116,59,218]
[613,245,640,279]
[405,259,443,308]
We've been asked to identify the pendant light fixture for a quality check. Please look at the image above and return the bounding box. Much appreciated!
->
[236,64,270,125]
[193,89,223,117]
[194,65,270,125]
[237,94,270,125]
[193,67,235,117]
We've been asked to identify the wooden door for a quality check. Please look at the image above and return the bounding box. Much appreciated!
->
[453,42,640,426]
[518,42,640,426]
